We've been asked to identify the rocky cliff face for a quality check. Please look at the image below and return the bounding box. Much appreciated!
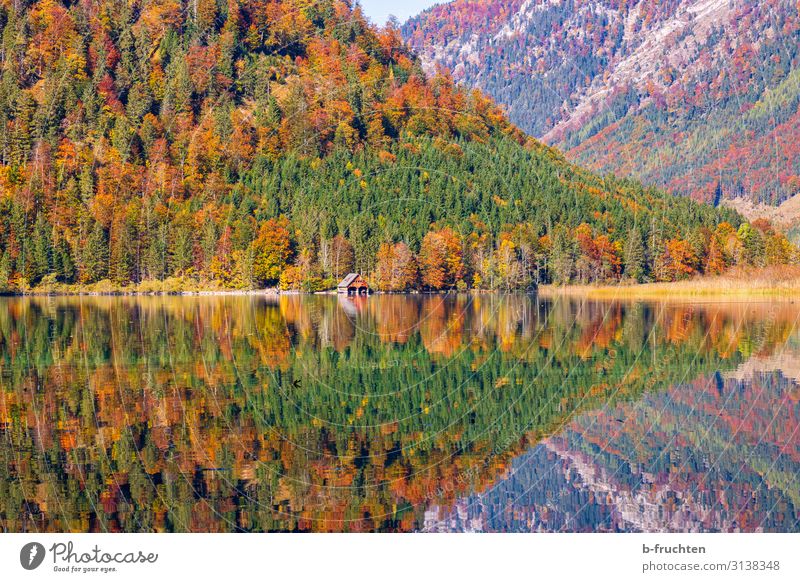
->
[404,0,800,206]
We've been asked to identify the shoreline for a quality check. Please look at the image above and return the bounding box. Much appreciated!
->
[6,286,800,300]
[1,288,499,298]
[1,288,284,298]
[5,268,800,300]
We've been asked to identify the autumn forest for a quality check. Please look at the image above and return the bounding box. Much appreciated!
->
[1,0,797,294]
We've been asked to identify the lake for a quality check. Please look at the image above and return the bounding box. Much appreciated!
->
[0,294,798,532]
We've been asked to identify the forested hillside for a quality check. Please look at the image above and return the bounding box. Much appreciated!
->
[0,0,787,293]
[404,0,800,206]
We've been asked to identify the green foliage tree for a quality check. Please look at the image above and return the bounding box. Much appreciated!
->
[624,227,647,283]
[550,226,577,285]
[84,222,109,283]
[31,214,52,285]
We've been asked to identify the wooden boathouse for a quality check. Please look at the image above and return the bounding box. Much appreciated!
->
[337,273,369,295]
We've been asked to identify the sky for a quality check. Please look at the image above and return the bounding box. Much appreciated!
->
[358,0,442,26]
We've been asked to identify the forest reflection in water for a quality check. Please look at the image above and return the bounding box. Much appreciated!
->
[0,293,798,532]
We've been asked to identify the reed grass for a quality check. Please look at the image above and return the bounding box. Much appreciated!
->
[538,267,800,301]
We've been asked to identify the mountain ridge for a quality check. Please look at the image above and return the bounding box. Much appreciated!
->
[404,0,800,206]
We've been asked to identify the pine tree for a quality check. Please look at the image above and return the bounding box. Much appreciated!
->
[0,250,11,290]
[53,237,75,283]
[145,223,168,280]
[550,226,576,285]
[85,222,109,283]
[31,214,52,284]
[170,225,194,275]
[624,227,646,283]
[110,217,135,284]
[201,220,218,275]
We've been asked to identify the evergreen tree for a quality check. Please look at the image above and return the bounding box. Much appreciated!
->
[110,217,135,284]
[31,214,52,284]
[53,237,75,283]
[170,225,195,275]
[85,222,109,283]
[624,227,647,283]
[0,250,11,290]
[145,223,169,280]
[201,221,218,275]
[550,226,576,285]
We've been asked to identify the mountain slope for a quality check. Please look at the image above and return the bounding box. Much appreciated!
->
[404,0,800,205]
[0,0,770,293]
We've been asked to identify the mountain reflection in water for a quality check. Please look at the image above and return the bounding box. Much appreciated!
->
[0,295,797,532]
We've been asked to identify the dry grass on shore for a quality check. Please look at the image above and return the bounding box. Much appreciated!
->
[538,266,800,301]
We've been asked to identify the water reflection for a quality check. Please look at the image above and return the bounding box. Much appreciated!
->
[0,295,797,532]
[425,367,800,532]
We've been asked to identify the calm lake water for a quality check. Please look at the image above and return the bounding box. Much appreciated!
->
[1,294,798,532]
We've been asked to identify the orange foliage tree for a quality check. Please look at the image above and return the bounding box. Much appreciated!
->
[419,227,464,290]
[373,242,418,291]
[252,217,292,286]
[660,238,699,281]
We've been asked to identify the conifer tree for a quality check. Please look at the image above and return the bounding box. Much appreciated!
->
[170,226,195,275]
[85,222,109,283]
[31,214,52,284]
[550,226,576,285]
[624,227,647,283]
